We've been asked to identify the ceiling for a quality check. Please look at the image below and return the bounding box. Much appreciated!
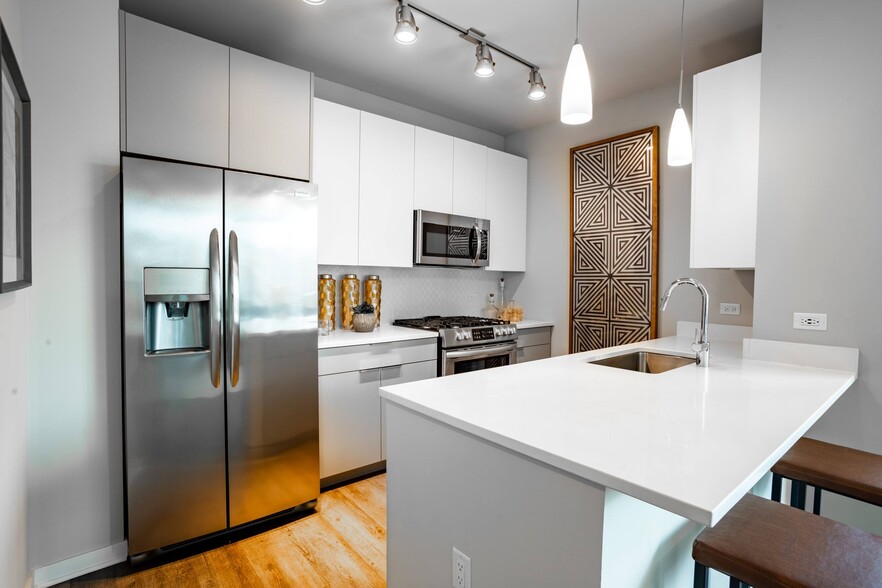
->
[120,0,763,137]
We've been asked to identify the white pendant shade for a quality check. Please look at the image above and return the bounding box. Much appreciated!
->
[667,106,693,166]
[560,43,593,125]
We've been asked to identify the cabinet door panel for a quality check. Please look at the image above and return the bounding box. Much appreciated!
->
[319,369,382,479]
[414,128,453,213]
[230,49,311,180]
[517,344,551,364]
[314,99,360,265]
[381,360,436,459]
[359,112,415,267]
[452,138,488,219]
[125,14,229,167]
[486,150,528,272]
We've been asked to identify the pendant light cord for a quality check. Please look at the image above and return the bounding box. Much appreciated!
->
[677,0,686,107]
[575,0,580,44]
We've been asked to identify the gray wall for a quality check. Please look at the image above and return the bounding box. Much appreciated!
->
[753,0,882,531]
[0,1,28,584]
[24,0,122,571]
[315,77,504,150]
[504,80,755,357]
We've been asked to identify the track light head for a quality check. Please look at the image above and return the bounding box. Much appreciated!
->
[528,69,547,100]
[474,43,495,78]
[302,0,326,4]
[394,1,419,45]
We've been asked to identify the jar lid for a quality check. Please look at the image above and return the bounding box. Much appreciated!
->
[365,275,380,280]
[342,274,358,279]
[318,274,333,279]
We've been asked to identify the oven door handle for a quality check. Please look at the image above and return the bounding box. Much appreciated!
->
[444,342,518,360]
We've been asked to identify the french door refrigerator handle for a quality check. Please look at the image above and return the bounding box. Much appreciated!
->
[209,228,222,388]
[228,230,241,387]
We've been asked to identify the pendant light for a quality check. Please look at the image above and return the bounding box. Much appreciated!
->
[667,0,693,166]
[394,0,419,45]
[560,0,592,125]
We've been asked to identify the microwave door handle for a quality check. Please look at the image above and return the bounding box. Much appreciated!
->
[472,222,481,265]
[208,229,222,388]
[228,230,241,387]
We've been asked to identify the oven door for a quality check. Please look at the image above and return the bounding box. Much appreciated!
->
[441,342,517,377]
[414,209,489,268]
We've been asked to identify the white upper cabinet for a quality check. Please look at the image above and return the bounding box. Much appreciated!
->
[486,150,528,272]
[358,112,415,268]
[414,128,454,214]
[313,99,360,266]
[452,138,488,219]
[691,53,761,269]
[123,13,230,168]
[229,49,312,180]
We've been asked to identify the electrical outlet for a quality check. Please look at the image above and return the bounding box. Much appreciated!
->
[452,547,471,588]
[720,303,741,316]
[793,312,827,331]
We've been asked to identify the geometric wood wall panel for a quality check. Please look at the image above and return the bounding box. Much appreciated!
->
[570,127,659,352]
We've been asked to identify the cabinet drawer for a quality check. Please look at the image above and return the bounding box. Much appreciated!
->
[517,344,551,363]
[516,327,551,349]
[318,339,437,376]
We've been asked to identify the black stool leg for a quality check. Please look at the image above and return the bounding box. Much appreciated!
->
[771,473,782,502]
[813,486,822,515]
[790,480,807,509]
[694,562,709,588]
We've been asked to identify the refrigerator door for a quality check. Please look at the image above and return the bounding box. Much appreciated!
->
[122,156,227,555]
[224,170,319,526]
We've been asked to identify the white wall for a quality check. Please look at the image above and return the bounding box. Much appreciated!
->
[23,0,122,572]
[753,0,882,532]
[0,2,28,586]
[504,80,755,357]
[315,77,504,150]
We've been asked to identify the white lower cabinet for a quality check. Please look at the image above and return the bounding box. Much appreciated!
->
[318,339,436,484]
[516,326,552,363]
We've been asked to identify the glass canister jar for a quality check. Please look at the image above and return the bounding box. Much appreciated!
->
[318,274,336,333]
[341,274,360,330]
[364,275,382,327]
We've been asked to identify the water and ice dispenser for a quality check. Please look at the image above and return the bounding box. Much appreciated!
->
[143,267,211,355]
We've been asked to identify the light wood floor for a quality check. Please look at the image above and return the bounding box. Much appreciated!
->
[64,474,387,587]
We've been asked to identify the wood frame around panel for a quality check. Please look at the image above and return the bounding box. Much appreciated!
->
[568,126,660,353]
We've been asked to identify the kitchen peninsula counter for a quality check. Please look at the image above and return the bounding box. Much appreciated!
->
[380,336,859,587]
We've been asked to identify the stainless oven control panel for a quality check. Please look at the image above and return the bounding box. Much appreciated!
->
[440,324,518,349]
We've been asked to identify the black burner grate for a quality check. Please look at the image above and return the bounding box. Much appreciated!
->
[393,315,509,331]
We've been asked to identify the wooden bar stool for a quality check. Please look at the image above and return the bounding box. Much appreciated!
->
[693,493,882,587]
[771,437,882,514]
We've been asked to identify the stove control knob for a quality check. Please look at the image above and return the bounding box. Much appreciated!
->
[455,331,464,341]
[465,331,472,339]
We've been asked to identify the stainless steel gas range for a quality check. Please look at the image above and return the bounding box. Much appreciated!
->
[393,316,517,377]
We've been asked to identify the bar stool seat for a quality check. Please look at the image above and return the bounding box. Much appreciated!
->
[693,494,882,588]
[773,437,882,508]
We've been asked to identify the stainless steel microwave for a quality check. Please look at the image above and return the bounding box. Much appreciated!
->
[413,209,490,268]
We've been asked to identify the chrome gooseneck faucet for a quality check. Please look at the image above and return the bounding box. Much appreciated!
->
[660,278,710,367]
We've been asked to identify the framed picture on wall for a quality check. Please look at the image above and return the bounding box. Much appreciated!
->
[0,19,31,293]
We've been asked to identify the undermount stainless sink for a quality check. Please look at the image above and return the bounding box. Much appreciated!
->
[589,351,696,374]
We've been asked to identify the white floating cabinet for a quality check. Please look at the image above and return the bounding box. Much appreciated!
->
[452,138,488,219]
[487,150,528,272]
[358,112,415,268]
[229,49,312,180]
[313,99,360,266]
[123,13,230,168]
[691,53,761,269]
[414,127,454,214]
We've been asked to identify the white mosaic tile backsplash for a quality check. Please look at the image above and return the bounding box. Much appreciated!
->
[319,265,506,323]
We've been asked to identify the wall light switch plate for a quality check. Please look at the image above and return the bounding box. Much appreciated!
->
[793,312,827,331]
[720,303,741,316]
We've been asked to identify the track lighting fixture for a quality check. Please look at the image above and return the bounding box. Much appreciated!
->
[668,0,693,166]
[394,0,419,45]
[301,0,326,5]
[474,43,495,78]
[390,1,543,101]
[528,69,547,100]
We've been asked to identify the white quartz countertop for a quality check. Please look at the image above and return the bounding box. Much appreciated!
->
[318,325,437,349]
[379,336,857,526]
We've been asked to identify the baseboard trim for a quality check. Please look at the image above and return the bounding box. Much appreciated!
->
[33,541,127,588]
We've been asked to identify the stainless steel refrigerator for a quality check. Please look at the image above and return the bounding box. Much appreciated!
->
[121,155,318,557]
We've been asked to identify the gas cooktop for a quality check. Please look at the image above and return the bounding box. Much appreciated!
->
[393,315,510,331]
